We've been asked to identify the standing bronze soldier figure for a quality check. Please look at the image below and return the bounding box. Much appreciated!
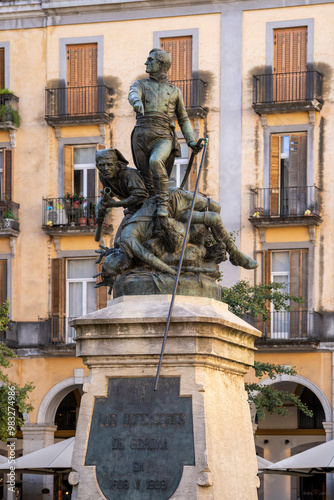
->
[129,48,203,217]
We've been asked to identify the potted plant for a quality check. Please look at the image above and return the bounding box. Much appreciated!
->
[304,202,320,216]
[0,89,20,128]
[46,205,57,224]
[77,195,87,225]
[64,192,79,224]
[2,209,19,230]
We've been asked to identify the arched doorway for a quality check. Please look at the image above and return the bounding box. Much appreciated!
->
[255,380,329,500]
[55,389,81,437]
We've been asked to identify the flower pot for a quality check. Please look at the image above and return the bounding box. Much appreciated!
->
[79,217,87,226]
[46,210,57,224]
[2,218,19,231]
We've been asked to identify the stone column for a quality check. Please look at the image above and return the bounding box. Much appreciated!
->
[70,295,261,500]
[21,424,57,500]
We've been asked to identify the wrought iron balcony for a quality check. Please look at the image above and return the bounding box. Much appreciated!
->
[41,196,112,235]
[249,186,322,226]
[245,310,315,341]
[50,316,76,345]
[0,92,20,130]
[252,71,324,114]
[0,200,20,234]
[45,85,113,126]
[170,78,207,117]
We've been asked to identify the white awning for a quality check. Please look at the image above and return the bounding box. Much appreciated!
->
[264,439,332,475]
[0,437,74,475]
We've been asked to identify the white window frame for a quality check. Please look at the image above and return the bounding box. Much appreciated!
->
[73,146,96,198]
[168,141,189,189]
[66,258,96,343]
[271,251,290,339]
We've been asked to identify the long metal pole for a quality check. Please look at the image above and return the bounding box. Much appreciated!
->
[154,137,209,391]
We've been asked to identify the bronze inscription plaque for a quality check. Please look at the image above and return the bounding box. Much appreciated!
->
[85,377,195,499]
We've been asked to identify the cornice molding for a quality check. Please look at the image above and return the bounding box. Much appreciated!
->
[0,0,332,27]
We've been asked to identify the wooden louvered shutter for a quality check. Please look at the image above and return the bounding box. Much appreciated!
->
[0,260,7,304]
[96,263,107,310]
[289,134,307,187]
[67,44,98,114]
[0,49,4,90]
[274,27,307,101]
[97,144,106,194]
[289,249,308,337]
[51,258,66,343]
[160,36,192,81]
[4,149,12,200]
[161,37,192,107]
[63,145,73,195]
[270,135,280,216]
[289,134,307,215]
[51,258,65,317]
[256,250,271,337]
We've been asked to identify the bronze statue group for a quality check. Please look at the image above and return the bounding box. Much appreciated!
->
[94,49,257,294]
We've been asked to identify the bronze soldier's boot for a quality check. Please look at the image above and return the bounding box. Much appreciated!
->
[153,173,169,218]
[204,212,258,270]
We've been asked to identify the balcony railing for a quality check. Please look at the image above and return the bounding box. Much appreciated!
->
[245,311,314,340]
[45,85,113,124]
[0,200,20,232]
[42,196,111,231]
[50,316,76,344]
[253,71,323,112]
[249,186,321,221]
[170,79,207,111]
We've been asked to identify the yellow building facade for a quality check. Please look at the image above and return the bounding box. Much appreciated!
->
[0,1,332,499]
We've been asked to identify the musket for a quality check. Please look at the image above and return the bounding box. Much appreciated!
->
[179,138,206,190]
[154,136,209,391]
[94,187,112,242]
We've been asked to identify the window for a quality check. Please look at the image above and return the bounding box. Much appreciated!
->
[63,144,104,198]
[271,251,290,337]
[51,257,107,344]
[0,260,7,305]
[168,142,189,189]
[258,249,308,339]
[270,133,307,216]
[73,146,96,199]
[66,259,96,342]
[273,27,307,102]
[161,36,193,107]
[66,43,98,115]
[0,149,12,201]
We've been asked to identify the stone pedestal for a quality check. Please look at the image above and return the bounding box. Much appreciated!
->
[70,295,261,500]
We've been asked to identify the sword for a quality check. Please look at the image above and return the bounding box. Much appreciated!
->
[154,136,209,391]
[179,138,206,189]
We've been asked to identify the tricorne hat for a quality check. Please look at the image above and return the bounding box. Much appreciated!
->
[96,148,129,165]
